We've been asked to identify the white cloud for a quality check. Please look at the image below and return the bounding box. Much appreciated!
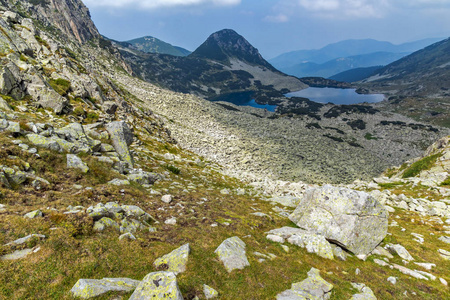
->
[264,14,289,23]
[84,0,241,9]
[297,0,388,18]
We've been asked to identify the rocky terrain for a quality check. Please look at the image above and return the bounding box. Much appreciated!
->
[0,1,448,300]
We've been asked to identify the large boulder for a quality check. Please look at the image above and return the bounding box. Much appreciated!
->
[129,271,183,300]
[215,236,250,272]
[106,121,134,167]
[70,278,140,299]
[289,185,388,256]
[67,154,89,173]
[154,243,190,275]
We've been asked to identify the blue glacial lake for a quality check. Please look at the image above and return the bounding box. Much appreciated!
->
[285,87,385,105]
[211,92,277,112]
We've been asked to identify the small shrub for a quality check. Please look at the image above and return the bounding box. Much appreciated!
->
[85,111,99,123]
[378,182,404,189]
[19,54,27,62]
[440,176,450,186]
[73,106,86,117]
[402,153,442,178]
[165,164,181,175]
[364,133,379,140]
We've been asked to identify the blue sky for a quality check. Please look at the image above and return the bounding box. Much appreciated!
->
[84,0,450,58]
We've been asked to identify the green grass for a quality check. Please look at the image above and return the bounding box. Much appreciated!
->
[378,182,404,189]
[49,78,71,96]
[440,176,450,186]
[402,153,442,178]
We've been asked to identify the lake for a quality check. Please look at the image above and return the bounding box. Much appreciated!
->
[211,92,277,112]
[285,87,385,105]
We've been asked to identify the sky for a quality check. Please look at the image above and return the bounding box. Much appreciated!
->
[83,0,450,59]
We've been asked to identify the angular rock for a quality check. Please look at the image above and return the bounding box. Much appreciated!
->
[331,245,348,261]
[24,209,43,219]
[102,101,118,115]
[27,134,62,152]
[203,284,218,299]
[386,244,414,261]
[120,219,146,234]
[127,171,160,185]
[106,121,134,167]
[438,249,450,260]
[119,232,136,241]
[93,217,119,232]
[121,205,154,223]
[154,243,190,275]
[162,194,173,204]
[1,248,33,261]
[266,227,334,259]
[438,236,450,244]
[392,264,428,280]
[350,283,377,300]
[6,234,46,246]
[276,268,333,300]
[129,271,183,300]
[289,185,388,256]
[107,178,130,186]
[70,278,140,299]
[269,196,300,208]
[67,154,89,173]
[215,236,250,272]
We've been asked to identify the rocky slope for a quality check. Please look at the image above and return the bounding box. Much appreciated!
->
[0,1,448,300]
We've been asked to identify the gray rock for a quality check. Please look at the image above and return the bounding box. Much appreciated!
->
[215,236,250,272]
[107,178,130,186]
[438,249,450,260]
[438,236,450,244]
[121,205,154,223]
[154,243,190,275]
[387,277,397,285]
[331,245,348,261]
[0,248,33,261]
[162,194,173,204]
[24,210,43,219]
[6,234,46,246]
[392,264,429,280]
[350,283,377,300]
[106,121,134,167]
[0,64,24,100]
[276,268,333,300]
[386,244,414,261]
[27,134,62,152]
[129,271,183,300]
[70,278,140,299]
[289,185,388,256]
[266,227,334,259]
[127,171,160,185]
[119,233,136,241]
[93,217,119,232]
[67,154,89,173]
[203,284,218,299]
[102,101,118,114]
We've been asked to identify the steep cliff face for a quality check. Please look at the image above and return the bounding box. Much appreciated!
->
[1,0,99,44]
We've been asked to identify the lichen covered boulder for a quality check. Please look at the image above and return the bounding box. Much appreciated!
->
[154,243,190,275]
[129,271,184,300]
[289,185,388,256]
[106,121,134,167]
[215,236,250,272]
[70,278,140,299]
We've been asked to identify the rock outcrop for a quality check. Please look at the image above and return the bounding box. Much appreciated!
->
[129,271,184,300]
[215,236,250,272]
[289,185,388,255]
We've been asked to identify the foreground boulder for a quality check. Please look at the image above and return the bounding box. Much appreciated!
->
[70,278,140,299]
[276,267,333,300]
[215,236,250,272]
[129,271,183,300]
[154,243,190,275]
[289,185,388,256]
[106,121,134,167]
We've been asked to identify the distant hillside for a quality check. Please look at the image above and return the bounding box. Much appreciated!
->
[361,37,450,97]
[118,29,306,99]
[281,52,407,79]
[115,36,191,56]
[330,66,383,83]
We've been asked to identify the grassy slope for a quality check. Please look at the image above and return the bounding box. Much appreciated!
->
[0,89,449,300]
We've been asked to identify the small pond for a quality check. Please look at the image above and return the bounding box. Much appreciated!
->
[285,87,385,105]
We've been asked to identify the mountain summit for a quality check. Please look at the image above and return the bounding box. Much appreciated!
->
[191,29,275,70]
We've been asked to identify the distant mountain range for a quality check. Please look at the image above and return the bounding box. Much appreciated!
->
[269,38,444,80]
[117,29,305,99]
[110,36,191,56]
[360,37,450,97]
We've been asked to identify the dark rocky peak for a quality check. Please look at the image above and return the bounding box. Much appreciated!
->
[190,29,275,70]
[3,0,99,44]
